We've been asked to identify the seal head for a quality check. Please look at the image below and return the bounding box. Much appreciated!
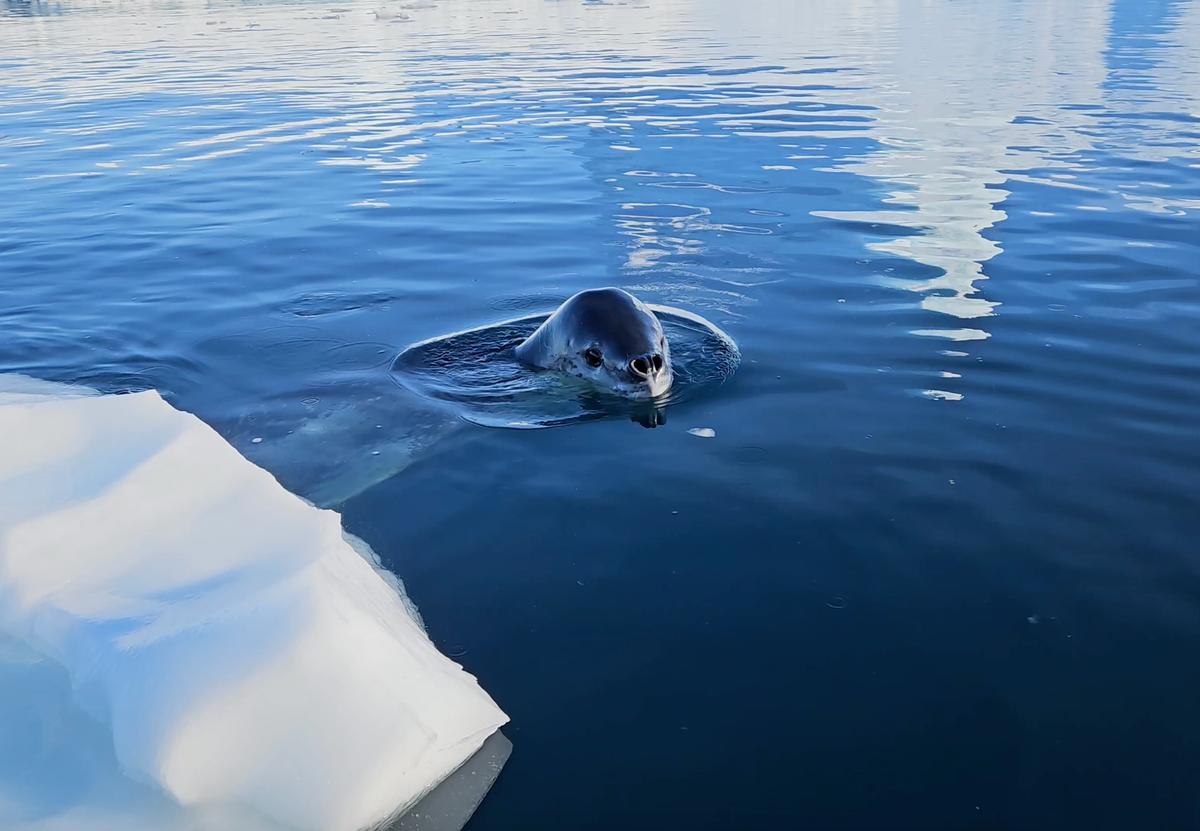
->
[514,288,672,399]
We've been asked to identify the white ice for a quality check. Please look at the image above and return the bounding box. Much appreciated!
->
[0,375,508,831]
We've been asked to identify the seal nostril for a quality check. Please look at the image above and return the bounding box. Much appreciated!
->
[651,354,663,372]
[631,357,649,376]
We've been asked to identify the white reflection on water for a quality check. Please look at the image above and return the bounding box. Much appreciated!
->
[702,0,1200,338]
[9,0,1196,328]
[807,0,1114,331]
[2,0,1200,395]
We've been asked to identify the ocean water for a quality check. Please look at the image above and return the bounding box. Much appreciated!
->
[2,0,1200,829]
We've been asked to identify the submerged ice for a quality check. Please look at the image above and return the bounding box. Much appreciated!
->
[0,375,508,831]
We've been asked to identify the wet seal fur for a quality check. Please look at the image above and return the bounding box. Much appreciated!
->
[514,288,672,403]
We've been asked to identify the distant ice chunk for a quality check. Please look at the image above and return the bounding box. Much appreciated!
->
[687,427,715,438]
[371,8,409,21]
[0,375,508,831]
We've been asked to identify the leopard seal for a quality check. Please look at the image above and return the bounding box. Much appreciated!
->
[513,287,672,399]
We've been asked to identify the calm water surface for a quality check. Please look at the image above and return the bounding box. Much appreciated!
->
[3,0,1200,828]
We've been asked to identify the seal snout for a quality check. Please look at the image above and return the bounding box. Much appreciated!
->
[628,352,665,379]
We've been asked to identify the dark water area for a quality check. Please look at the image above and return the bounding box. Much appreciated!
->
[3,0,1200,828]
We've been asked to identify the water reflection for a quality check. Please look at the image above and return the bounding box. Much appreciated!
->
[1104,0,1200,170]
[813,0,1114,340]
[2,0,1198,401]
[4,5,1200,826]
[0,0,59,17]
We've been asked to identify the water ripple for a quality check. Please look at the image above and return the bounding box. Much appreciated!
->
[3,2,1200,824]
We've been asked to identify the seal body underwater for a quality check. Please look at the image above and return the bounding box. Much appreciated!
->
[513,287,672,399]
[234,286,734,504]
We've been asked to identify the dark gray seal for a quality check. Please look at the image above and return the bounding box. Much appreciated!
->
[513,288,672,399]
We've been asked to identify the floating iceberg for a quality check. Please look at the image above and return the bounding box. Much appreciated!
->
[0,375,508,831]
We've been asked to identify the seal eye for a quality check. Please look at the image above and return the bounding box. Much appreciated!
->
[584,348,603,368]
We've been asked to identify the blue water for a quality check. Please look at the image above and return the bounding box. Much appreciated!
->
[3,0,1200,828]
